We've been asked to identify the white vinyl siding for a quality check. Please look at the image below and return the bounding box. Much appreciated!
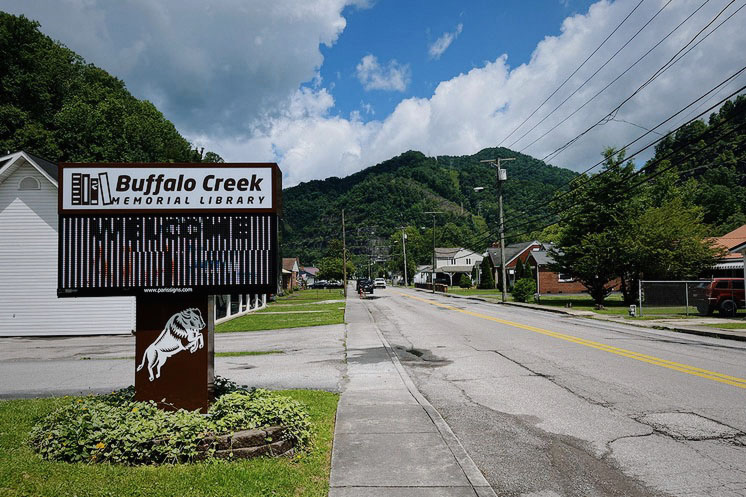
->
[0,159,135,336]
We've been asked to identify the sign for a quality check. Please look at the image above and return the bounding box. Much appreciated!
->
[61,165,275,212]
[57,163,281,297]
[134,295,211,413]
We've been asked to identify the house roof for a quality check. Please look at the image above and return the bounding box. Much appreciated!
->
[486,240,542,267]
[435,247,460,258]
[282,257,299,271]
[715,225,746,260]
[438,265,474,273]
[528,250,555,266]
[0,151,58,187]
[301,266,319,276]
[416,265,432,273]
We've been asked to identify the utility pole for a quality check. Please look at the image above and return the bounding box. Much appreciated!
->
[480,157,515,303]
[342,209,347,298]
[396,226,409,287]
[424,211,443,293]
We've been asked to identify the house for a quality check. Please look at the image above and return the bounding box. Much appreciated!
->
[299,266,319,287]
[282,257,300,290]
[709,225,746,277]
[484,240,543,289]
[526,250,588,294]
[0,151,135,336]
[413,265,432,285]
[433,247,483,286]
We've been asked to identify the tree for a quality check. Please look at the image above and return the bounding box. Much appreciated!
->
[478,257,495,289]
[459,274,472,288]
[512,278,536,303]
[551,148,641,305]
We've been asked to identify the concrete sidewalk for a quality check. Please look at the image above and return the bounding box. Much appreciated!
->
[329,297,495,497]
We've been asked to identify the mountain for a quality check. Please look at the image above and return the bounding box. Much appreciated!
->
[281,147,578,264]
[0,12,219,163]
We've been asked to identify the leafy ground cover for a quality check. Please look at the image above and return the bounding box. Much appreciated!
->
[0,389,338,497]
[216,289,345,333]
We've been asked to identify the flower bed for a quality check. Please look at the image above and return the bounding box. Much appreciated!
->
[29,382,310,466]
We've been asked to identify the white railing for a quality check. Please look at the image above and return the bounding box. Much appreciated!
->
[215,294,267,325]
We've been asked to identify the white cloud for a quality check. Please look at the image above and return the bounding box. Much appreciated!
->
[355,54,411,91]
[1,0,362,137]
[5,0,746,189]
[428,23,463,60]
[228,0,745,186]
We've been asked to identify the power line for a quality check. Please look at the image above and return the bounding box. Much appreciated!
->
[497,0,650,147]
[505,0,676,150]
[538,0,741,164]
[497,72,746,231]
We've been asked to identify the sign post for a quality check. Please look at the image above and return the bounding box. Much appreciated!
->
[58,163,281,412]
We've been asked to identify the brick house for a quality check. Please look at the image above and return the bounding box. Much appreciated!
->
[526,250,588,294]
[282,257,300,290]
[484,240,543,289]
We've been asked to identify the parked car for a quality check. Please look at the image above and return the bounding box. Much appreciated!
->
[690,278,745,317]
[310,280,329,289]
[374,277,386,288]
[356,278,374,295]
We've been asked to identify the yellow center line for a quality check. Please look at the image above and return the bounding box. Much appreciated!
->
[396,291,746,389]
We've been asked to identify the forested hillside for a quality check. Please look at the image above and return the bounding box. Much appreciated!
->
[647,95,746,235]
[0,13,220,163]
[282,147,578,263]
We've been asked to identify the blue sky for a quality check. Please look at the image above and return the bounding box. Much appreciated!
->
[3,0,745,185]
[320,0,598,121]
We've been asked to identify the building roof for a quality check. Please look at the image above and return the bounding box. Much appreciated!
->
[486,240,542,267]
[438,265,474,273]
[715,225,746,260]
[434,247,460,258]
[416,265,432,273]
[528,250,555,266]
[282,257,299,272]
[0,151,58,187]
[301,266,319,276]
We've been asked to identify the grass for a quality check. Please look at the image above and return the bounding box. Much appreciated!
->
[216,289,345,333]
[446,288,502,296]
[704,322,746,330]
[215,351,284,357]
[0,390,338,497]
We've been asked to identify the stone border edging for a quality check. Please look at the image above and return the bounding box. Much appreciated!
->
[196,426,294,460]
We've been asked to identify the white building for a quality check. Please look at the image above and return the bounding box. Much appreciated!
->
[434,247,484,286]
[0,151,135,336]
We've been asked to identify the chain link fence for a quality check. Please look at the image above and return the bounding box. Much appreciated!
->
[638,280,710,318]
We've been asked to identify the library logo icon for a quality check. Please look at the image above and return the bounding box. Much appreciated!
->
[70,172,113,206]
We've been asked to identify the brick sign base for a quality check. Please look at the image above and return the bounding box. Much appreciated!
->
[134,295,212,413]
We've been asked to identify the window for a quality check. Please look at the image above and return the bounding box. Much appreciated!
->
[451,258,455,264]
[558,272,574,282]
[19,176,40,190]
[715,281,730,289]
[733,280,744,290]
[466,258,471,265]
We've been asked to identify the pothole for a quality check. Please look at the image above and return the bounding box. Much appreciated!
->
[394,346,452,367]
[637,412,743,441]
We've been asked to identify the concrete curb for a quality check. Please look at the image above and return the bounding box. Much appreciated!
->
[409,287,746,343]
[370,311,497,496]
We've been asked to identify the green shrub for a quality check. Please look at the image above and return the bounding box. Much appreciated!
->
[511,278,537,303]
[458,274,472,288]
[29,398,208,465]
[210,390,311,447]
[29,388,311,465]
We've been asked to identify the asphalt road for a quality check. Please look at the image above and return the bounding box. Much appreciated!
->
[363,287,746,497]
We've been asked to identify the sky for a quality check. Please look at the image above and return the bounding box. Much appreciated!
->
[3,0,745,186]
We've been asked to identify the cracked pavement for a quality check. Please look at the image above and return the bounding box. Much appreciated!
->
[363,287,746,497]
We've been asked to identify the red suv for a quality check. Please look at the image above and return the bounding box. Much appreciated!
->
[691,278,745,317]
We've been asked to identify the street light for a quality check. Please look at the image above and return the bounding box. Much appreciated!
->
[480,157,515,303]
[473,186,485,217]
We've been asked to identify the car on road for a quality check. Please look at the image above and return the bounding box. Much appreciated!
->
[356,278,374,295]
[691,278,745,317]
[374,278,386,288]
